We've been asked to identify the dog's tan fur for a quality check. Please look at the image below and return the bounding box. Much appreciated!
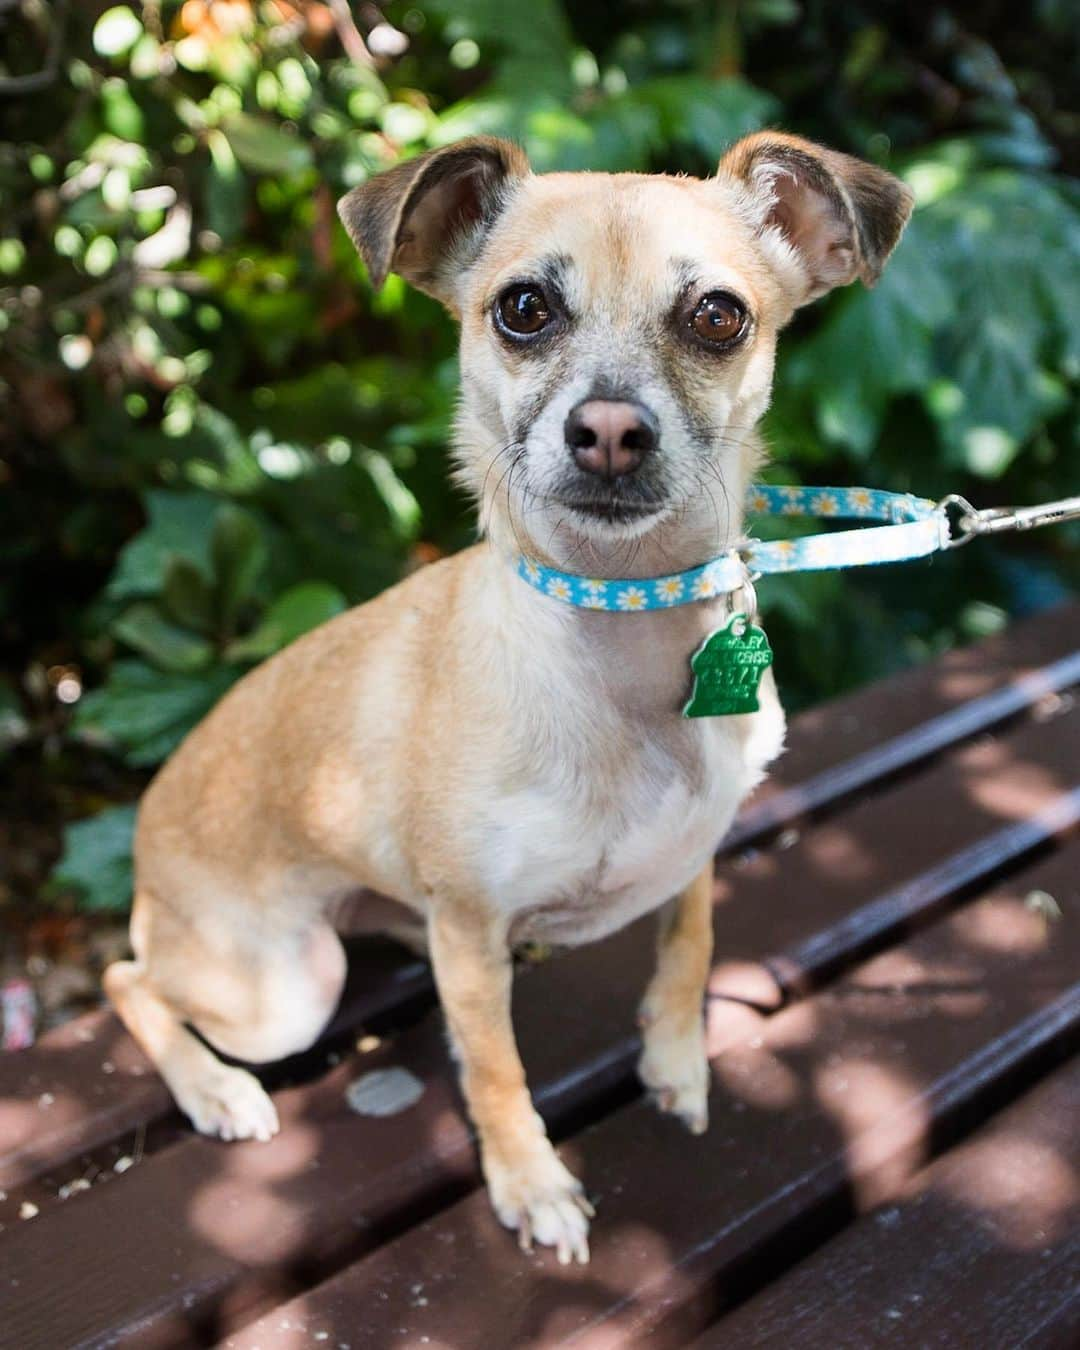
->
[105,133,912,1262]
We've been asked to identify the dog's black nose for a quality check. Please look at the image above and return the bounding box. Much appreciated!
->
[564,400,659,479]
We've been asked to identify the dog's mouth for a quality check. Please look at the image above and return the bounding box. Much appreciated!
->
[551,485,670,528]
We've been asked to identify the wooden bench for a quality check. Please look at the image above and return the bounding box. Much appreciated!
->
[1,602,1077,1349]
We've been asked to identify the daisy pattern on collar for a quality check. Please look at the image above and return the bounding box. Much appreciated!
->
[581,578,609,609]
[616,585,647,610]
[546,576,572,602]
[769,538,798,570]
[522,557,541,583]
[800,534,834,568]
[655,576,685,605]
[692,571,718,600]
[847,487,874,515]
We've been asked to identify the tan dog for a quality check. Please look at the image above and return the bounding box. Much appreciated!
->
[105,133,912,1263]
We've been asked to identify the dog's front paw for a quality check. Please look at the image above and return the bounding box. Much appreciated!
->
[484,1137,593,1265]
[178,1063,280,1143]
[637,1006,710,1135]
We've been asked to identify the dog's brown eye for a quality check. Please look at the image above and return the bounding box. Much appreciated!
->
[496,285,551,337]
[690,292,747,346]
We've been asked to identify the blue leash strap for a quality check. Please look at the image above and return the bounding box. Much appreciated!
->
[745,484,947,574]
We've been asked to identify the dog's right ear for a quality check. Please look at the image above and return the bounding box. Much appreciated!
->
[337,137,529,306]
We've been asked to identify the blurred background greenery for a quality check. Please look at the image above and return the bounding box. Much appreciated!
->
[0,0,1077,917]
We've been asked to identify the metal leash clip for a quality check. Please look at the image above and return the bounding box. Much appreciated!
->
[733,554,760,623]
[940,493,1080,549]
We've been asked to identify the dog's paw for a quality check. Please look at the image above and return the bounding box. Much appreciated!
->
[637,1008,710,1135]
[485,1138,593,1265]
[179,1064,280,1143]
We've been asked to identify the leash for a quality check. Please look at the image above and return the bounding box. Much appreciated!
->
[513,483,1079,718]
[515,484,1080,612]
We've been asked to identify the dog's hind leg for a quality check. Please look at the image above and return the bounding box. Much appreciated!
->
[104,959,281,1141]
[105,891,347,1142]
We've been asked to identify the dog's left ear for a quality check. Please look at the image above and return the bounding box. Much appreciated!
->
[337,136,529,307]
[718,132,914,304]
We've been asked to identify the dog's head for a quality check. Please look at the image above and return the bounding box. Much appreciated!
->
[339,133,912,572]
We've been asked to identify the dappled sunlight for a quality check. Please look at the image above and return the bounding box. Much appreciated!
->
[762,997,821,1050]
[704,999,766,1056]
[966,759,1066,820]
[799,824,876,885]
[221,1121,321,1181]
[952,895,1051,957]
[843,946,989,1021]
[712,1038,802,1111]
[427,1104,476,1159]
[708,959,783,1010]
[938,1133,1079,1250]
[188,1165,310,1266]
[857,947,935,990]
[0,1094,70,1142]
[937,668,998,702]
[815,1058,929,1209]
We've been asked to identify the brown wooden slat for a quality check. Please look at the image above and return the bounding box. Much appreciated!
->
[223,845,1080,1350]
[1,605,1073,1195]
[709,700,1079,1008]
[728,644,1080,850]
[1,701,1076,1350]
[757,789,1079,1002]
[732,600,1079,841]
[691,1058,1080,1349]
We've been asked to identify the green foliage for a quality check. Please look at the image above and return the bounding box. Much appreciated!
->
[53,803,138,911]
[74,492,346,763]
[1,1,1076,909]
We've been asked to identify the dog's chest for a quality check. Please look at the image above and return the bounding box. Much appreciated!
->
[484,717,765,947]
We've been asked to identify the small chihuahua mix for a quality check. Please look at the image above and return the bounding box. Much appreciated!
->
[106,132,912,1263]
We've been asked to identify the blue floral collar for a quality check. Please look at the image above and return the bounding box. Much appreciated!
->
[514,483,946,612]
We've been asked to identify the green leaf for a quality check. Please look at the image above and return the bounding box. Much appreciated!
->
[918,169,1080,453]
[426,0,575,98]
[211,505,267,631]
[221,113,313,176]
[112,601,215,673]
[359,450,421,540]
[163,556,216,633]
[227,582,347,661]
[107,491,219,603]
[101,79,146,141]
[633,76,778,161]
[74,661,238,766]
[206,128,247,244]
[54,804,137,912]
[786,217,950,455]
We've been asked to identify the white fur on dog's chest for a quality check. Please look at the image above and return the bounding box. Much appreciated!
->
[485,714,777,947]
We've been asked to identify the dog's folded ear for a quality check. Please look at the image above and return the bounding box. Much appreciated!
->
[337,137,529,305]
[718,132,914,304]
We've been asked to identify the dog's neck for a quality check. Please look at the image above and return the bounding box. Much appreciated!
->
[482,523,737,718]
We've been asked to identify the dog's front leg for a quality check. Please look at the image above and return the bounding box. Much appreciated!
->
[428,901,593,1263]
[637,863,714,1134]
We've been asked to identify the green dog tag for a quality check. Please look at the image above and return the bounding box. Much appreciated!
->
[683,614,773,718]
